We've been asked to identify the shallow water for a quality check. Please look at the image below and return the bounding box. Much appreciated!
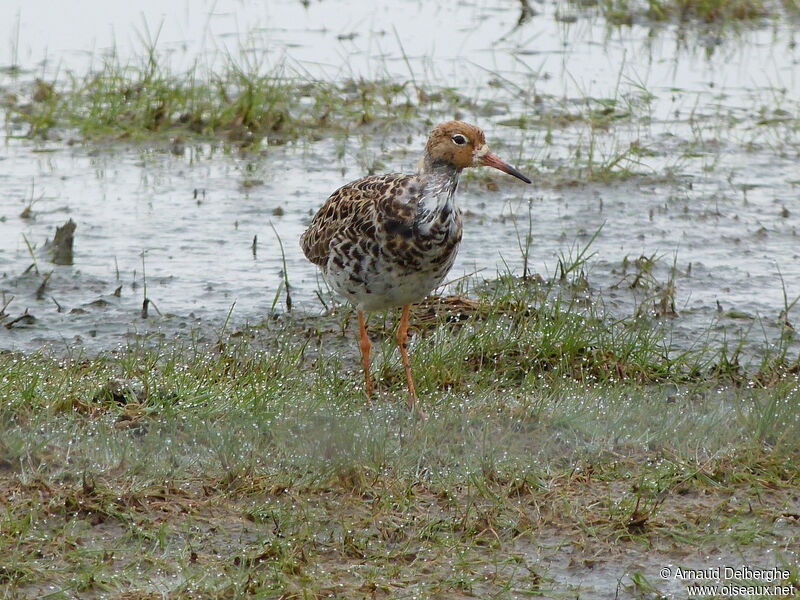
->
[1,0,799,359]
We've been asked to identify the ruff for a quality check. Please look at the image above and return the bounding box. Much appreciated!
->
[300,121,531,414]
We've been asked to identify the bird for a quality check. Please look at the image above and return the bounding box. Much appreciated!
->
[300,121,531,415]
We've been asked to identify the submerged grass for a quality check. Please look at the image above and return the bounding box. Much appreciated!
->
[2,42,463,148]
[5,30,797,191]
[564,0,781,24]
[1,273,798,598]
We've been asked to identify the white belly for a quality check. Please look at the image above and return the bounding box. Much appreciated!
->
[324,243,460,312]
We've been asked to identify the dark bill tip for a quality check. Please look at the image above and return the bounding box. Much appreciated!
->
[481,152,532,184]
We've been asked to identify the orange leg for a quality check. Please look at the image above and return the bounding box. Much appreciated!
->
[396,304,418,411]
[357,310,373,399]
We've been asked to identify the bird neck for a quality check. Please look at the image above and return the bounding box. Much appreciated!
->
[417,152,462,181]
[416,154,461,221]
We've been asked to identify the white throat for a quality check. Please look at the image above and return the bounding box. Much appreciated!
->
[414,163,460,235]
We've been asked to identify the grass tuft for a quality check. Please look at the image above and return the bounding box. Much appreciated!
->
[4,43,459,147]
[1,272,798,597]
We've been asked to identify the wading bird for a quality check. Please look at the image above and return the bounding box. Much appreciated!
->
[300,121,531,415]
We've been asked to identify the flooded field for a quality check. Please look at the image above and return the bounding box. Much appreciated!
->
[1,1,799,599]
[1,0,798,358]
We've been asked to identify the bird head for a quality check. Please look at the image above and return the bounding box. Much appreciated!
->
[423,121,531,184]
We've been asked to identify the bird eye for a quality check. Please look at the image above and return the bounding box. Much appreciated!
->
[451,134,468,145]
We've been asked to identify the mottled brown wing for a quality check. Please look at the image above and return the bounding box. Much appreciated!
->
[300,173,414,267]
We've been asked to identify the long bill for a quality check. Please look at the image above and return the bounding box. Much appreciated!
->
[481,151,532,184]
